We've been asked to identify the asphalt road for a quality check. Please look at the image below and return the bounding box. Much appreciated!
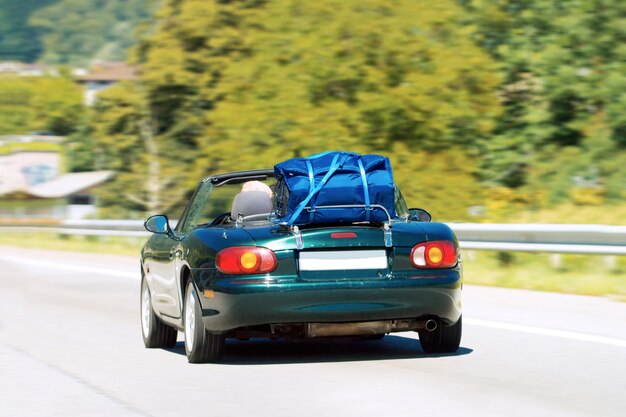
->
[0,246,624,417]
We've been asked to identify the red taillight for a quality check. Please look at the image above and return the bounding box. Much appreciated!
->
[410,241,458,269]
[216,247,277,275]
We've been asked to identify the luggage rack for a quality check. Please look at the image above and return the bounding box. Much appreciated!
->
[275,204,394,249]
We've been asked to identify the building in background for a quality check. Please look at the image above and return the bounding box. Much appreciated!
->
[0,135,113,219]
[0,61,59,77]
[0,60,136,105]
[75,62,138,105]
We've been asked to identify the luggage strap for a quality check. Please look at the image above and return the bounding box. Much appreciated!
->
[306,160,315,224]
[357,159,371,222]
[287,153,344,225]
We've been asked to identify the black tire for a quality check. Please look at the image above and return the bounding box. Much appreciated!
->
[418,316,462,353]
[140,275,178,348]
[184,281,225,363]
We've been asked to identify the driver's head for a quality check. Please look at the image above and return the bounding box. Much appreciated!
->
[241,180,272,197]
[231,181,273,219]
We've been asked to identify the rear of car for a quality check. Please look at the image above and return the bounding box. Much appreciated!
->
[191,221,462,343]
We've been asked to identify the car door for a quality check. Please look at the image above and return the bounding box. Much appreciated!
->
[155,181,215,320]
[146,232,182,319]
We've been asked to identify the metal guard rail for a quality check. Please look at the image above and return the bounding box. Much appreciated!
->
[0,220,624,255]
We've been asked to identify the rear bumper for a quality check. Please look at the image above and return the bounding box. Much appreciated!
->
[197,272,462,332]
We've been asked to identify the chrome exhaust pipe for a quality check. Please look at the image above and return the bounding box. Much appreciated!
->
[425,319,438,332]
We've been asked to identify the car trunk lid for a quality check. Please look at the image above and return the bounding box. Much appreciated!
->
[242,224,428,281]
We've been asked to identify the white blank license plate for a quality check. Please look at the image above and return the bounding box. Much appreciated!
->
[299,250,388,271]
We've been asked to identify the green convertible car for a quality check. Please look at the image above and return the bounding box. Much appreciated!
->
[140,169,462,363]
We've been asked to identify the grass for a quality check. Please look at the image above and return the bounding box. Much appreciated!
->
[0,232,146,256]
[1,231,624,300]
[482,203,626,225]
[0,141,61,154]
[462,250,626,301]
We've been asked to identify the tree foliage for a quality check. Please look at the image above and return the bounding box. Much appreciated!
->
[206,1,500,171]
[0,0,55,62]
[0,75,84,135]
[29,0,155,65]
[79,0,625,219]
[87,81,204,216]
[461,0,626,204]
[88,0,499,218]
[86,0,259,216]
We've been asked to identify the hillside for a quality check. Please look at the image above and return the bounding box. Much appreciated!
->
[0,0,54,62]
[0,0,154,65]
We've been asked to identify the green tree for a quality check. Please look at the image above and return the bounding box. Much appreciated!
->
[203,0,500,219]
[0,0,54,62]
[462,0,626,203]
[65,124,96,172]
[89,82,202,217]
[0,76,84,135]
[206,0,500,172]
[86,0,264,216]
[29,0,155,65]
[86,0,501,219]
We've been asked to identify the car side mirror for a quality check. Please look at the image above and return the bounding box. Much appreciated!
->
[144,214,172,235]
[408,208,432,222]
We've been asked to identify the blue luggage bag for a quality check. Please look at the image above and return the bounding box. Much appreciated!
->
[274,151,396,225]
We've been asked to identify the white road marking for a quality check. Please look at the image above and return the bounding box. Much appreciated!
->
[465,317,626,348]
[1,254,624,348]
[0,255,139,280]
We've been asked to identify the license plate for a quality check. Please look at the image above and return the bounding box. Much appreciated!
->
[298,250,388,271]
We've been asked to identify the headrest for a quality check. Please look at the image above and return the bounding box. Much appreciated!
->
[231,191,273,220]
